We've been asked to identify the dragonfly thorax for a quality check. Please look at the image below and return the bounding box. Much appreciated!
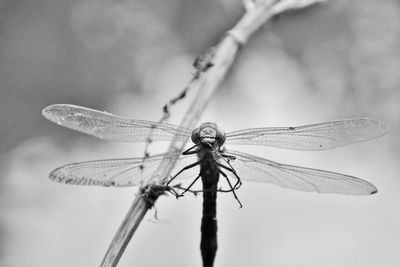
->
[191,122,226,149]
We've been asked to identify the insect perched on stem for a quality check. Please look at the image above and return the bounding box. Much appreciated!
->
[43,104,387,267]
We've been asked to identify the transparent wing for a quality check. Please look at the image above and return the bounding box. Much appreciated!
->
[42,104,192,142]
[225,118,387,150]
[224,150,377,195]
[49,152,200,187]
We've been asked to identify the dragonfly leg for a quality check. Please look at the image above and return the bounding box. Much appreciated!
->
[182,144,199,155]
[172,184,199,196]
[219,169,243,208]
[157,183,198,198]
[165,185,184,198]
[217,162,243,190]
[221,153,236,161]
[166,161,200,187]
[177,174,201,198]
[218,152,242,189]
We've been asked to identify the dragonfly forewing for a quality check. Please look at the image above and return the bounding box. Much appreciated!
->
[224,149,377,195]
[225,118,387,151]
[42,104,192,142]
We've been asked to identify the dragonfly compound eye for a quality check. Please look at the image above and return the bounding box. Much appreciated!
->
[215,128,226,145]
[191,127,201,144]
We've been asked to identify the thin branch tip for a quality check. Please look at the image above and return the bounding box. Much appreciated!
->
[271,0,327,15]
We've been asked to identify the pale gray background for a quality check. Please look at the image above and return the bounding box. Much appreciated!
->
[1,0,399,266]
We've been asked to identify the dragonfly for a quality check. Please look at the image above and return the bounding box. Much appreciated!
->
[42,104,387,267]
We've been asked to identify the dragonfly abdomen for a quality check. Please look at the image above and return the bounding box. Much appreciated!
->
[199,152,220,267]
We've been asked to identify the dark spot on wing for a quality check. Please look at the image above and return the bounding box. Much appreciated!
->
[289,127,295,130]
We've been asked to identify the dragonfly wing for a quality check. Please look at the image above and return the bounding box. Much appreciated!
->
[42,104,192,142]
[225,118,387,150]
[223,150,377,195]
[49,151,199,187]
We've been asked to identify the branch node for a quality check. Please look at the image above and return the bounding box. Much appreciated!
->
[141,185,168,208]
[226,30,247,48]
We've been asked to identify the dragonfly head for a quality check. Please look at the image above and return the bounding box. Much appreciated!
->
[191,122,226,148]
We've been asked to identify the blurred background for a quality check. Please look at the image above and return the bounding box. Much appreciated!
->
[1,0,399,266]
